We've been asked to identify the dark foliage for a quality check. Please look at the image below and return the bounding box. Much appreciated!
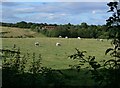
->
[69,48,120,88]
[1,48,65,88]
[69,1,120,88]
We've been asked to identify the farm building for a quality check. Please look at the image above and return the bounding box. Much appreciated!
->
[42,26,56,30]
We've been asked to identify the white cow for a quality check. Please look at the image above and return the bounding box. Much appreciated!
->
[35,42,39,46]
[59,36,62,38]
[96,39,103,42]
[99,39,103,42]
[65,36,68,39]
[78,37,81,39]
[56,42,61,46]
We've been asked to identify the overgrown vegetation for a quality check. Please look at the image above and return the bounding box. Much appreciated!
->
[1,48,65,88]
[69,1,120,88]
[1,22,110,39]
[69,47,120,87]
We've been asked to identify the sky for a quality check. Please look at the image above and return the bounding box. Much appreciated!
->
[0,1,115,25]
[0,0,116,2]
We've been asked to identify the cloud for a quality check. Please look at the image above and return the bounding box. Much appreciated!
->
[92,10,96,14]
[92,10,107,14]
[2,2,108,14]
[2,2,20,7]
[15,7,36,13]
[1,2,109,25]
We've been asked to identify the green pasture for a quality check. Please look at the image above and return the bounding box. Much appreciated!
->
[2,38,112,69]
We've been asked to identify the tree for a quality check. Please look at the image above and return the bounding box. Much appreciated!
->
[106,1,120,40]
[16,21,28,28]
[80,22,88,28]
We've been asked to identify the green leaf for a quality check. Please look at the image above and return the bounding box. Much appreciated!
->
[117,59,120,62]
[104,59,117,66]
[115,44,118,50]
[105,48,114,55]
[90,56,95,61]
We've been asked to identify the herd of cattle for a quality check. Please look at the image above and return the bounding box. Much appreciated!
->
[34,36,104,47]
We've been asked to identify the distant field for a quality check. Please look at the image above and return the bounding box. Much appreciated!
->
[0,26,46,38]
[2,38,112,69]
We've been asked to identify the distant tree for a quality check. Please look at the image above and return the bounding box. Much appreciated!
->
[88,25,98,38]
[80,22,88,28]
[69,26,78,38]
[27,22,34,28]
[1,21,112,39]
[16,21,28,28]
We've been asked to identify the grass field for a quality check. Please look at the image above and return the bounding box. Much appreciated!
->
[1,27,114,86]
[2,38,112,69]
[0,26,46,38]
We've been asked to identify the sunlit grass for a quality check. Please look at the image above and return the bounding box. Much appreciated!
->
[0,26,46,38]
[2,38,112,69]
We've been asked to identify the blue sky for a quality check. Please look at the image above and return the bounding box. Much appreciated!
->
[1,2,112,25]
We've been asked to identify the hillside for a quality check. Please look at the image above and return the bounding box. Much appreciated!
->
[0,26,46,38]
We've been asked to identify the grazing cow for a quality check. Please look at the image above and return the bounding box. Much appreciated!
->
[56,42,61,46]
[35,42,39,46]
[99,39,103,42]
[59,36,62,38]
[78,37,81,39]
[65,36,68,39]
[96,39,103,42]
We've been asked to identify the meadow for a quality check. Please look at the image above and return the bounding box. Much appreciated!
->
[2,38,112,69]
[1,27,116,87]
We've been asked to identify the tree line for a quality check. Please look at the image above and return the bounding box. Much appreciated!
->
[0,21,115,39]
